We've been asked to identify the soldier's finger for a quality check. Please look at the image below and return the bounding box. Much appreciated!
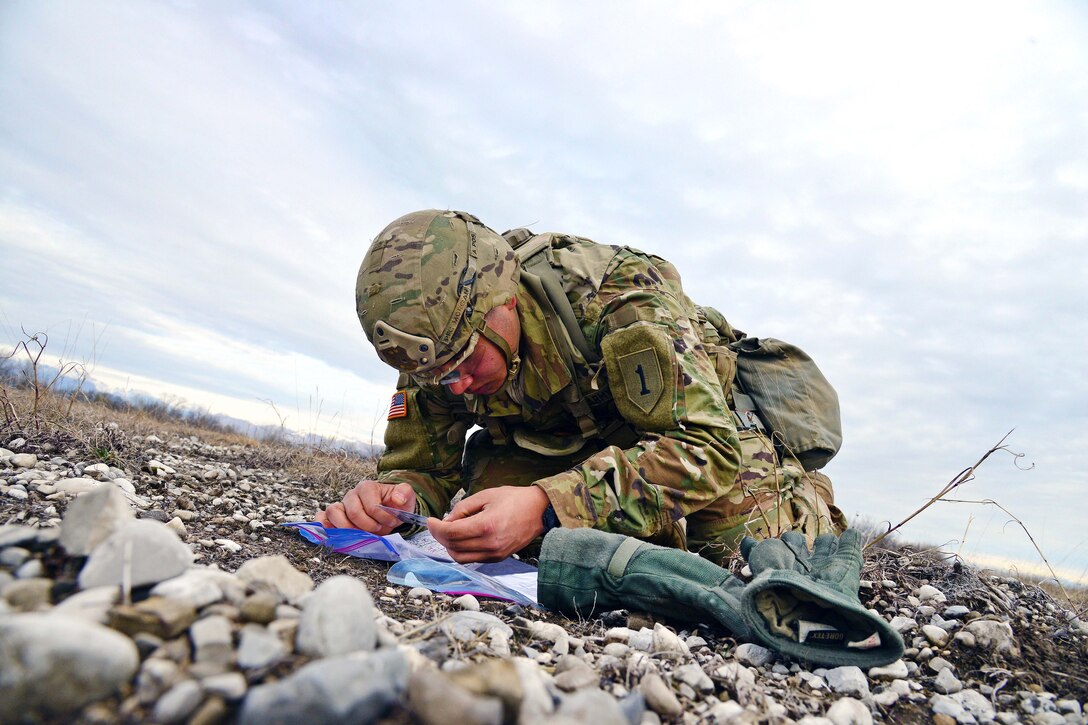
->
[342,488,388,531]
[350,483,401,530]
[324,502,351,529]
[445,492,489,521]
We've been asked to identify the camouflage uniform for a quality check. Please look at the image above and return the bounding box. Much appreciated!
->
[360,212,845,564]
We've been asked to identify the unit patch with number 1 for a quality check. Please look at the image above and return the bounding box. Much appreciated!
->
[601,322,677,431]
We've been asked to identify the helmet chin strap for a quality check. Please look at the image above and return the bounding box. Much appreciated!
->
[479,321,521,382]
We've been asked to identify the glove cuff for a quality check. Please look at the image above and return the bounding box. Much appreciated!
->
[741,569,904,668]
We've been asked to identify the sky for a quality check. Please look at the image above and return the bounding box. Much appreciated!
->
[2,1,1086,584]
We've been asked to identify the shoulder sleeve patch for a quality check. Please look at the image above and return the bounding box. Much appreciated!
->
[387,391,408,419]
[617,347,663,412]
[601,322,677,430]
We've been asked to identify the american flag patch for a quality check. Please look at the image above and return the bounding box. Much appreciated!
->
[387,391,408,420]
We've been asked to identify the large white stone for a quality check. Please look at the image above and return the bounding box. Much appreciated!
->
[60,483,135,556]
[297,575,377,658]
[0,613,139,718]
[78,520,193,589]
[825,666,870,699]
[826,697,873,725]
[235,555,314,602]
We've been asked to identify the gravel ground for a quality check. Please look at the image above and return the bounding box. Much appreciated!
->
[2,420,1087,724]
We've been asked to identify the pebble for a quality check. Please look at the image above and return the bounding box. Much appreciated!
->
[2,577,53,611]
[0,613,139,717]
[963,619,1019,656]
[735,642,775,667]
[826,697,873,725]
[236,623,287,670]
[407,666,503,725]
[78,519,193,589]
[58,483,136,556]
[868,659,909,680]
[933,667,963,694]
[235,555,314,602]
[639,672,682,719]
[153,679,203,724]
[296,575,377,657]
[825,666,870,699]
[454,593,480,611]
[915,584,947,604]
[890,615,917,633]
[11,453,39,468]
[922,623,950,647]
[239,650,408,724]
[651,622,688,656]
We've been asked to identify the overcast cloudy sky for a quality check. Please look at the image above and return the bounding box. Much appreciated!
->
[2,1,1085,582]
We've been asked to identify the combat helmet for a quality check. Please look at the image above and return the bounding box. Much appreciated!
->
[356,210,521,382]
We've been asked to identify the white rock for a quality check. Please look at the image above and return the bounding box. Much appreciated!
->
[237,624,287,670]
[872,689,900,707]
[440,611,512,642]
[933,667,962,694]
[202,672,248,701]
[639,672,682,718]
[59,483,135,556]
[921,624,950,647]
[236,555,314,603]
[152,568,240,608]
[673,663,713,694]
[914,584,947,604]
[890,616,917,633]
[868,659,909,680]
[825,666,870,698]
[0,613,139,717]
[11,453,39,469]
[951,688,995,721]
[297,575,377,657]
[153,679,203,723]
[707,700,746,722]
[112,477,136,494]
[52,585,119,623]
[55,478,100,495]
[963,619,1019,656]
[651,622,689,656]
[215,538,242,553]
[83,463,111,479]
[453,594,479,611]
[734,642,774,667]
[78,520,193,589]
[826,697,873,725]
[6,487,28,500]
[628,628,653,652]
[930,693,966,719]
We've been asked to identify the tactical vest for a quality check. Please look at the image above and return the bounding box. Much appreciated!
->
[502,228,843,471]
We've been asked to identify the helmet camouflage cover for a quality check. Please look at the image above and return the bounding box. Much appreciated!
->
[356,210,520,377]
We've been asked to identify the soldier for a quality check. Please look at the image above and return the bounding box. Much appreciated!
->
[318,210,846,564]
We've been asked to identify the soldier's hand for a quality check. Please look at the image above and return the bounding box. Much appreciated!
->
[427,486,549,563]
[317,480,416,534]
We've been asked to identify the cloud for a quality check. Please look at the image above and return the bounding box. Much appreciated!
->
[1,0,1086,571]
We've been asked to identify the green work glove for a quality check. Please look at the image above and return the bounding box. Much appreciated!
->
[538,527,751,638]
[739,529,904,667]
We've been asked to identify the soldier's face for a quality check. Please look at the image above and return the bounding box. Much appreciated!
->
[444,298,519,396]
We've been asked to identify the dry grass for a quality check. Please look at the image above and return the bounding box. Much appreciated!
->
[0,383,378,508]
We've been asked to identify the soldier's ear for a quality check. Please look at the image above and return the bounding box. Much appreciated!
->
[503,296,517,310]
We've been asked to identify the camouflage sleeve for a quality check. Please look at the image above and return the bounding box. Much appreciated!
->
[533,253,742,540]
[374,378,471,518]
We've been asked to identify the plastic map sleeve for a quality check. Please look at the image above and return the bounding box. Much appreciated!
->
[283,522,539,606]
